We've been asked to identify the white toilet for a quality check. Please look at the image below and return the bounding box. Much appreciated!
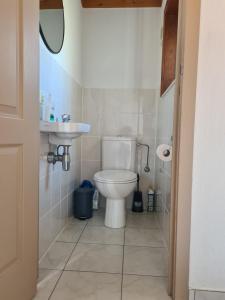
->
[94,136,137,228]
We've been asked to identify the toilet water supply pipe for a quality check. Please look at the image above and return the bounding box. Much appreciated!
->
[137,143,150,173]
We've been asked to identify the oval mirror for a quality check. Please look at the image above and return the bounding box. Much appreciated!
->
[40,0,65,54]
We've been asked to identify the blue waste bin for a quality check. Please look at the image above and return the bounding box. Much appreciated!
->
[73,186,94,220]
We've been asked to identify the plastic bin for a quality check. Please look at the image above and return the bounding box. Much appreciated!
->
[73,187,94,220]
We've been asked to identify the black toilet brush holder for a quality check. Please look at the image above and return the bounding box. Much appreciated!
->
[132,174,143,213]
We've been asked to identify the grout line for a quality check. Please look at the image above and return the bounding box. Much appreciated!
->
[123,273,168,278]
[55,240,166,249]
[77,241,124,246]
[40,267,168,279]
[124,244,166,249]
[64,270,168,279]
[40,215,167,299]
[120,226,126,300]
[48,222,88,300]
[64,269,122,275]
[54,240,80,244]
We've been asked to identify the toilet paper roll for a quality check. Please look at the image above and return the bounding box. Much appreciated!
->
[156,144,172,162]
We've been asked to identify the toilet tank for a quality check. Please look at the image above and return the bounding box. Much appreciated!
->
[102,136,136,171]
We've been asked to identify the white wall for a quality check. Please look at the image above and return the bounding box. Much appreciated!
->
[82,8,161,89]
[52,0,83,84]
[189,0,225,293]
[39,0,83,259]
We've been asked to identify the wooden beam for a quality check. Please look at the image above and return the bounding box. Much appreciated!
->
[160,0,179,95]
[40,0,63,10]
[81,0,162,8]
[167,0,178,14]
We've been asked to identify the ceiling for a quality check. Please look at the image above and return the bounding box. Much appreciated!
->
[81,0,163,8]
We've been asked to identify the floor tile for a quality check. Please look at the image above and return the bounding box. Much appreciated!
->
[124,246,168,276]
[87,214,105,226]
[125,228,165,247]
[56,223,86,243]
[93,208,105,216]
[126,213,159,229]
[50,271,122,300]
[122,275,171,300]
[79,226,124,245]
[67,216,88,226]
[39,242,74,270]
[66,243,123,274]
[33,269,62,300]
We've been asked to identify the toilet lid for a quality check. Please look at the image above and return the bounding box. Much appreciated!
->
[94,170,137,184]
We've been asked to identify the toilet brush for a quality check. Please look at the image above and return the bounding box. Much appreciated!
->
[132,174,143,212]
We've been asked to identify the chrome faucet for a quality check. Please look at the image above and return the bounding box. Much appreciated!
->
[62,114,71,123]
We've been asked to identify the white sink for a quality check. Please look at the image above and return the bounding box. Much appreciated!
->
[40,121,91,145]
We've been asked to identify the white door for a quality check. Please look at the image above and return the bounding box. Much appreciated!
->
[0,0,39,299]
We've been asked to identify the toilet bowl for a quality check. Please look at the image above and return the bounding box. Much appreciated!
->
[94,170,137,228]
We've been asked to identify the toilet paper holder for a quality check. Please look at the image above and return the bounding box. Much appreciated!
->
[163,149,171,157]
[156,144,172,162]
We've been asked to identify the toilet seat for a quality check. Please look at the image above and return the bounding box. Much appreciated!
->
[94,170,137,184]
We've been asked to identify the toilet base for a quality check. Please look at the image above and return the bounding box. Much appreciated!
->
[105,198,126,228]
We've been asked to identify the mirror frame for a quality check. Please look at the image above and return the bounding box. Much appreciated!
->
[40,1,65,54]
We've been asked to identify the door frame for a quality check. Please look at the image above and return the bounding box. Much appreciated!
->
[168,0,201,299]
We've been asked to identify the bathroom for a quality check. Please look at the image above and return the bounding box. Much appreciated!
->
[3,1,225,299]
[37,0,176,299]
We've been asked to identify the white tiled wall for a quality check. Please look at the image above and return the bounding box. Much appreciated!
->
[155,83,175,246]
[38,0,84,259]
[81,88,158,208]
[39,62,82,258]
[39,2,83,258]
[189,290,195,300]
[39,147,81,258]
[190,290,225,300]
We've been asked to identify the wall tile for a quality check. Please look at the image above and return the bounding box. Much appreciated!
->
[61,196,68,221]
[101,110,120,136]
[39,71,82,259]
[139,113,157,138]
[189,290,195,300]
[195,290,225,300]
[155,84,175,246]
[82,137,101,161]
[50,170,61,208]
[139,89,157,114]
[81,87,158,196]
[82,160,101,182]
[119,113,139,136]
[39,176,51,219]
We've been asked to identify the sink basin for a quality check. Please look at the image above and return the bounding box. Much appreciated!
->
[40,121,91,145]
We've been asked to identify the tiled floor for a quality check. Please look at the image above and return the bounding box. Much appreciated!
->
[34,210,170,300]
